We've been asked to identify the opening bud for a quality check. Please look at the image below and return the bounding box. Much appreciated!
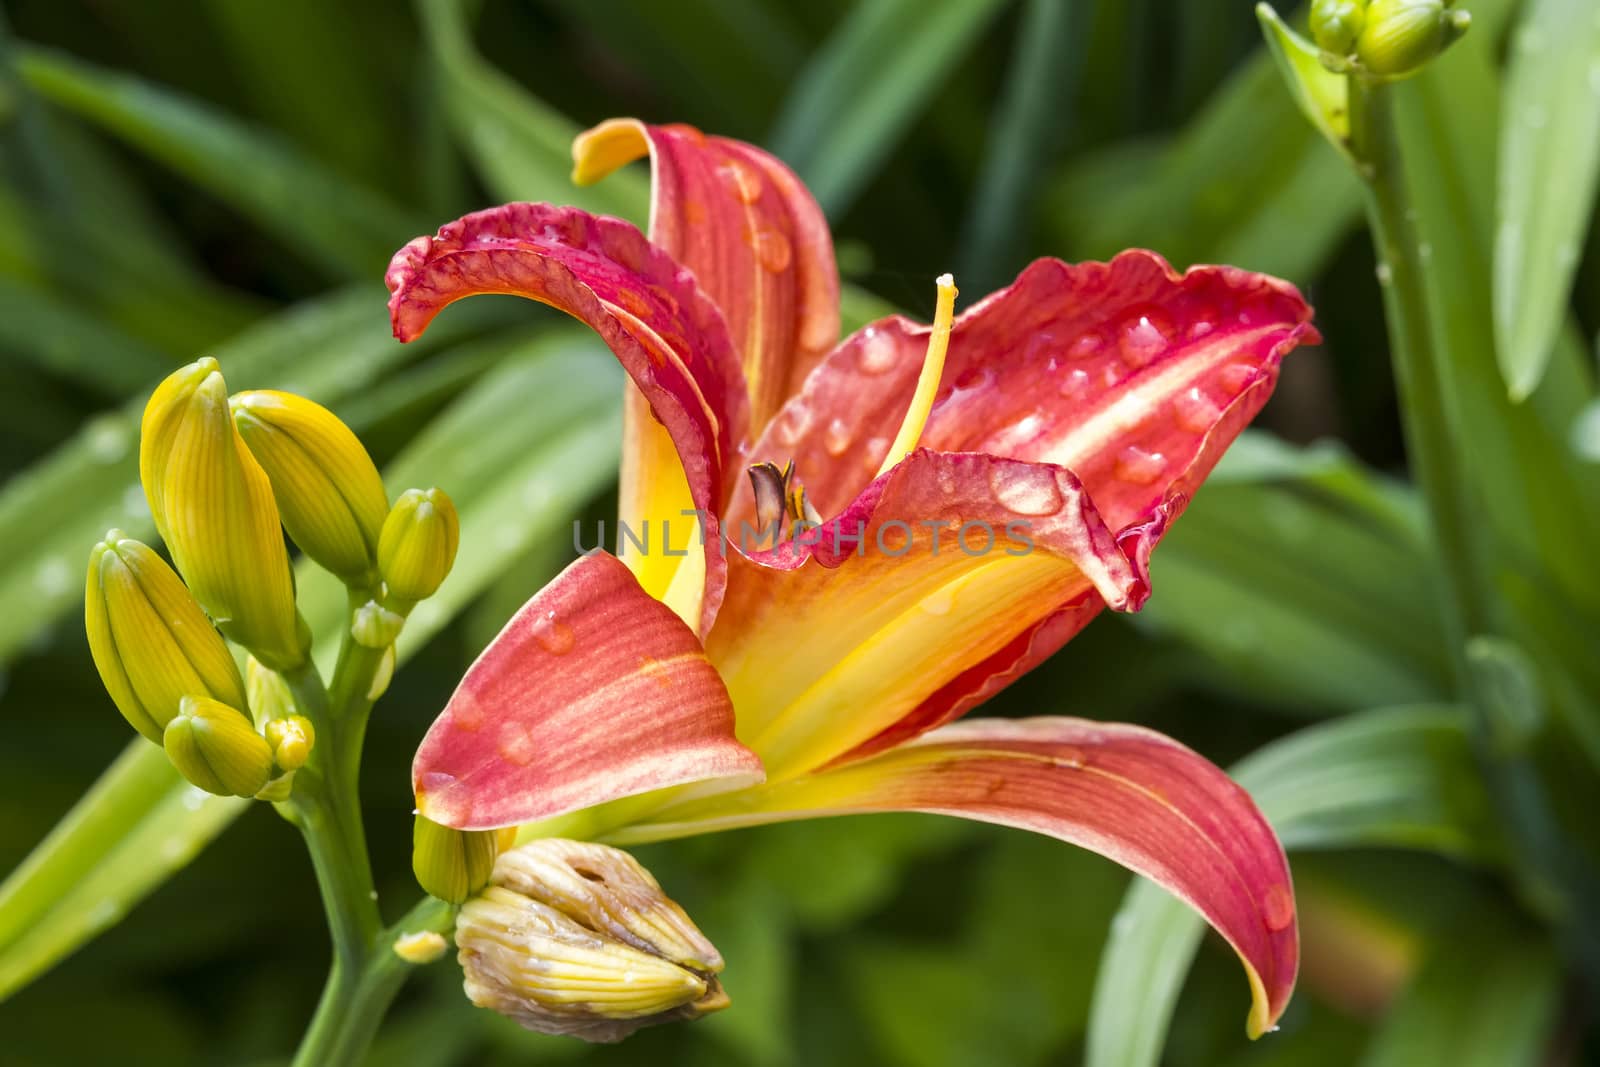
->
[85,531,248,743]
[139,359,305,669]
[378,488,459,604]
[1355,0,1470,78]
[231,391,389,587]
[413,814,500,904]
[455,839,728,1043]
[264,714,315,772]
[351,599,406,649]
[1310,0,1367,56]
[164,694,275,797]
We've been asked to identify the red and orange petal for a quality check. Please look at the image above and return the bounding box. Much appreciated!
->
[574,118,840,431]
[411,551,763,830]
[731,250,1318,536]
[616,716,1298,1038]
[385,202,747,634]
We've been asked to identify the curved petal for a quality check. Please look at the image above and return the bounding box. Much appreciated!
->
[734,251,1318,534]
[612,717,1298,1038]
[386,203,747,633]
[574,119,841,430]
[412,551,764,830]
[706,450,1146,779]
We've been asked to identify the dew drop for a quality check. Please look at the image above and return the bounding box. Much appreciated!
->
[182,786,211,812]
[1375,262,1393,286]
[1187,319,1214,340]
[1174,385,1223,433]
[1059,368,1092,398]
[718,158,763,204]
[773,400,814,446]
[988,464,1064,516]
[863,436,891,470]
[1417,241,1433,263]
[1218,361,1259,394]
[1067,331,1105,360]
[1052,745,1087,769]
[531,610,575,656]
[920,587,955,616]
[1264,883,1295,931]
[857,328,899,375]
[748,227,793,273]
[1114,445,1166,485]
[1119,312,1172,369]
[823,417,853,457]
[1024,330,1057,363]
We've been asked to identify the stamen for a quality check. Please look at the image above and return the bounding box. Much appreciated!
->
[876,273,957,478]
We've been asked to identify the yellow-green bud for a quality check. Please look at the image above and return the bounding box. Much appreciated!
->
[139,359,305,669]
[264,714,315,772]
[1355,0,1470,77]
[245,656,295,723]
[163,694,274,797]
[351,599,405,649]
[85,531,248,743]
[1311,0,1367,55]
[413,814,499,904]
[231,391,389,586]
[456,839,728,1042]
[393,930,450,964]
[378,488,459,604]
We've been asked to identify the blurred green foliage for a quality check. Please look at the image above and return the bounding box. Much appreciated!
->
[0,0,1595,1065]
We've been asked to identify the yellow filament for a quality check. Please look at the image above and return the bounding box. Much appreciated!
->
[876,273,957,478]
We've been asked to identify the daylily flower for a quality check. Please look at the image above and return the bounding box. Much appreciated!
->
[387,119,1319,1037]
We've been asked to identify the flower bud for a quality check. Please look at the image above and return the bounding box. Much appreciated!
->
[413,814,499,904]
[1310,0,1367,55]
[163,694,275,797]
[85,531,248,743]
[264,714,315,772]
[1355,0,1470,77]
[231,391,389,587]
[351,599,405,650]
[378,488,459,604]
[455,839,728,1043]
[139,358,305,669]
[245,656,295,723]
[393,930,450,964]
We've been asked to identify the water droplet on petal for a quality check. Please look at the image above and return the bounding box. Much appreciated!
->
[857,328,899,375]
[718,158,763,204]
[920,587,955,616]
[748,227,793,273]
[1219,362,1259,393]
[1187,319,1215,340]
[1059,368,1092,398]
[823,417,853,457]
[1119,311,1173,369]
[1068,331,1105,360]
[1174,385,1223,433]
[1264,883,1295,931]
[1114,446,1166,485]
[863,436,891,471]
[989,464,1064,516]
[1052,745,1087,769]
[773,401,814,446]
[530,610,575,656]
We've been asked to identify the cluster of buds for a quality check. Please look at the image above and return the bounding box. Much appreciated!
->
[447,839,729,1043]
[86,357,460,798]
[1310,0,1471,78]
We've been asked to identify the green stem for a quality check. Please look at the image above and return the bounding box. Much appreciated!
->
[291,897,457,1067]
[1347,81,1481,644]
